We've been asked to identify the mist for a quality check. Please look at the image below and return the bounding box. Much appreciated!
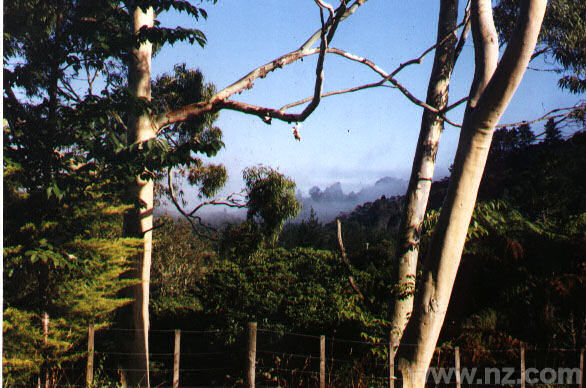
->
[296,176,408,222]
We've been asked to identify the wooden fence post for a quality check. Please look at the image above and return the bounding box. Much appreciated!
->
[43,313,50,388]
[455,346,461,388]
[173,330,181,388]
[578,348,584,388]
[520,344,526,388]
[320,335,326,388]
[248,322,257,388]
[86,324,95,387]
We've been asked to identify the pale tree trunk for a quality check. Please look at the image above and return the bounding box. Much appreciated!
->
[121,4,155,387]
[389,0,459,353]
[397,1,546,387]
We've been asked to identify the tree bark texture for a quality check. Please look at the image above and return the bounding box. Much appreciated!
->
[121,4,155,387]
[397,1,546,387]
[389,0,459,352]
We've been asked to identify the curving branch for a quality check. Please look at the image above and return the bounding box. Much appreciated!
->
[166,168,246,238]
[314,0,335,20]
[336,219,365,298]
[278,13,471,128]
[155,0,363,130]
[280,46,465,127]
[497,103,586,128]
[154,0,476,132]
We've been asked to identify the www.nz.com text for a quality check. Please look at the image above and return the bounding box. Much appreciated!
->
[425,367,581,385]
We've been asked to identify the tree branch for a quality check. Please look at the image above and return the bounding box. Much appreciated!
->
[336,219,365,298]
[497,103,585,128]
[300,0,367,50]
[154,1,369,130]
[166,168,246,238]
[454,5,471,64]
[295,47,464,127]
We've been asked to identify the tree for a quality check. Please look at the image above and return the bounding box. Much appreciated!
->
[243,166,301,248]
[396,1,546,386]
[4,1,223,385]
[544,117,562,143]
[494,0,586,94]
[517,123,535,146]
[117,2,374,384]
[389,0,461,352]
[3,132,141,386]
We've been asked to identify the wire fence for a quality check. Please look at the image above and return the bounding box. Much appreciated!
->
[20,322,585,388]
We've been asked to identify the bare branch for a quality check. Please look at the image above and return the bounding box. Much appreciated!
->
[300,0,367,50]
[497,103,585,128]
[444,96,469,113]
[336,219,365,298]
[454,5,471,63]
[155,0,472,131]
[155,1,369,130]
[314,0,335,20]
[530,46,549,60]
[166,168,243,238]
[280,80,391,112]
[306,48,464,127]
[390,16,469,78]
[187,192,246,217]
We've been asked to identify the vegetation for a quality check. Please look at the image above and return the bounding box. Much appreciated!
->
[4,0,584,387]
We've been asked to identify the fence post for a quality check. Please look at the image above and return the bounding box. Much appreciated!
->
[320,335,326,388]
[86,324,95,387]
[455,346,461,388]
[173,329,181,388]
[43,313,50,388]
[578,348,584,388]
[520,344,526,388]
[248,322,257,388]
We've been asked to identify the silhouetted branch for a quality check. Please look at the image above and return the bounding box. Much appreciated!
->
[497,103,585,128]
[166,168,246,239]
[336,219,365,298]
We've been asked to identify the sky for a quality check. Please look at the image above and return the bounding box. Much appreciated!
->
[152,0,581,199]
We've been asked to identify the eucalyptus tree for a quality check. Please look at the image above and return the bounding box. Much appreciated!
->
[119,1,368,385]
[389,0,461,353]
[4,1,223,385]
[395,1,546,386]
[6,0,375,385]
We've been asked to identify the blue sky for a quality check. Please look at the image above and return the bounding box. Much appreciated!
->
[153,0,581,197]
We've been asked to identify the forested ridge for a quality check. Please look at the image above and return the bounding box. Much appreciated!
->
[3,0,585,386]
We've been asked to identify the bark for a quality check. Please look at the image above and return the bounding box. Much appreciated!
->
[389,0,459,354]
[397,1,546,387]
[121,4,155,387]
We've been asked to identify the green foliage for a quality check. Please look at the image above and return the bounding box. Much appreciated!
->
[448,207,585,351]
[3,0,228,385]
[494,0,586,93]
[196,248,349,341]
[481,130,586,221]
[151,217,216,317]
[280,207,327,249]
[219,221,264,259]
[544,117,562,143]
[3,181,141,385]
[243,166,301,248]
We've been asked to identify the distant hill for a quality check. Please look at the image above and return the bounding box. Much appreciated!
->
[297,176,408,222]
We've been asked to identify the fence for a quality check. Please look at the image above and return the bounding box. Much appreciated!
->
[31,320,585,388]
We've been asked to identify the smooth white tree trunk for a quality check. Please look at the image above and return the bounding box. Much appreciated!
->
[397,1,546,387]
[122,4,155,387]
[389,0,459,353]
